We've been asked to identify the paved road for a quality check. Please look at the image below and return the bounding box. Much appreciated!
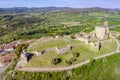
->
[18,36,120,72]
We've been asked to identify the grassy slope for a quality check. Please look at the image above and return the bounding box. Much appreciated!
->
[8,53,120,80]
[26,38,117,67]
[27,38,80,52]
[73,53,120,80]
[113,26,120,31]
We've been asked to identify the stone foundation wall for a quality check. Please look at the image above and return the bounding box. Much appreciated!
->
[31,45,72,56]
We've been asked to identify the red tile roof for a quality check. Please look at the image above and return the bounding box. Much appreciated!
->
[0,52,16,65]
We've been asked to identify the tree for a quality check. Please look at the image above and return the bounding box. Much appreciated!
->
[66,61,72,65]
[70,57,76,62]
[70,35,75,39]
[72,52,80,57]
[90,58,96,65]
[52,58,62,65]
[15,44,28,58]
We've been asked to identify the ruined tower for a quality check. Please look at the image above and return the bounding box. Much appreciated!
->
[95,21,110,39]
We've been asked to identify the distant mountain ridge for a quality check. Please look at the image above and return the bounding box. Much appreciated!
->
[0,7,72,13]
[0,7,119,14]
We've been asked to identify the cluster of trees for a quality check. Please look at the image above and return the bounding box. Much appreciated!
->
[0,7,120,44]
[5,16,43,30]
[52,52,80,65]
[17,25,85,39]
[52,58,62,65]
[0,13,47,44]
[15,44,29,57]
[66,52,80,65]
[3,15,14,21]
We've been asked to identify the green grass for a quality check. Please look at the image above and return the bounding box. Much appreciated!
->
[112,26,120,31]
[26,38,117,67]
[27,38,80,52]
[61,22,80,27]
[1,12,120,44]
[7,53,120,80]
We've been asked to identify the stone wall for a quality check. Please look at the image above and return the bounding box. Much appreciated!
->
[95,26,109,39]
[77,37,89,44]
[16,53,28,67]
[31,45,72,56]
[56,45,72,54]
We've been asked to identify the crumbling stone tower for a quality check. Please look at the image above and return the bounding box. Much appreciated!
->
[95,21,110,39]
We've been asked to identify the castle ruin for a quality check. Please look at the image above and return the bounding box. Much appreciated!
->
[94,21,110,39]
[75,21,110,51]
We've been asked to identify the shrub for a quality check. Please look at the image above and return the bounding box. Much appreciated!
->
[52,58,62,65]
[72,52,80,57]
[90,58,96,64]
[15,44,29,58]
[70,57,76,62]
[66,61,72,65]
[70,35,75,39]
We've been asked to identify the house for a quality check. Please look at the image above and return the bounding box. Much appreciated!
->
[0,52,16,66]
[0,40,21,52]
[0,44,5,53]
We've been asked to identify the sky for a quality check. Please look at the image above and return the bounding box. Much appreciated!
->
[0,0,120,8]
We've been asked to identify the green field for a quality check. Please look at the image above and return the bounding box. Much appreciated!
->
[26,38,117,67]
[1,9,120,44]
[112,26,120,32]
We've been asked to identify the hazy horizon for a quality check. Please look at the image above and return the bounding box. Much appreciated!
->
[0,0,119,8]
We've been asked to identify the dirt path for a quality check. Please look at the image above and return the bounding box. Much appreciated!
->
[17,36,120,72]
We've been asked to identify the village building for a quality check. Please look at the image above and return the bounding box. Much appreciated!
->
[0,44,5,53]
[0,52,16,67]
[0,40,21,53]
